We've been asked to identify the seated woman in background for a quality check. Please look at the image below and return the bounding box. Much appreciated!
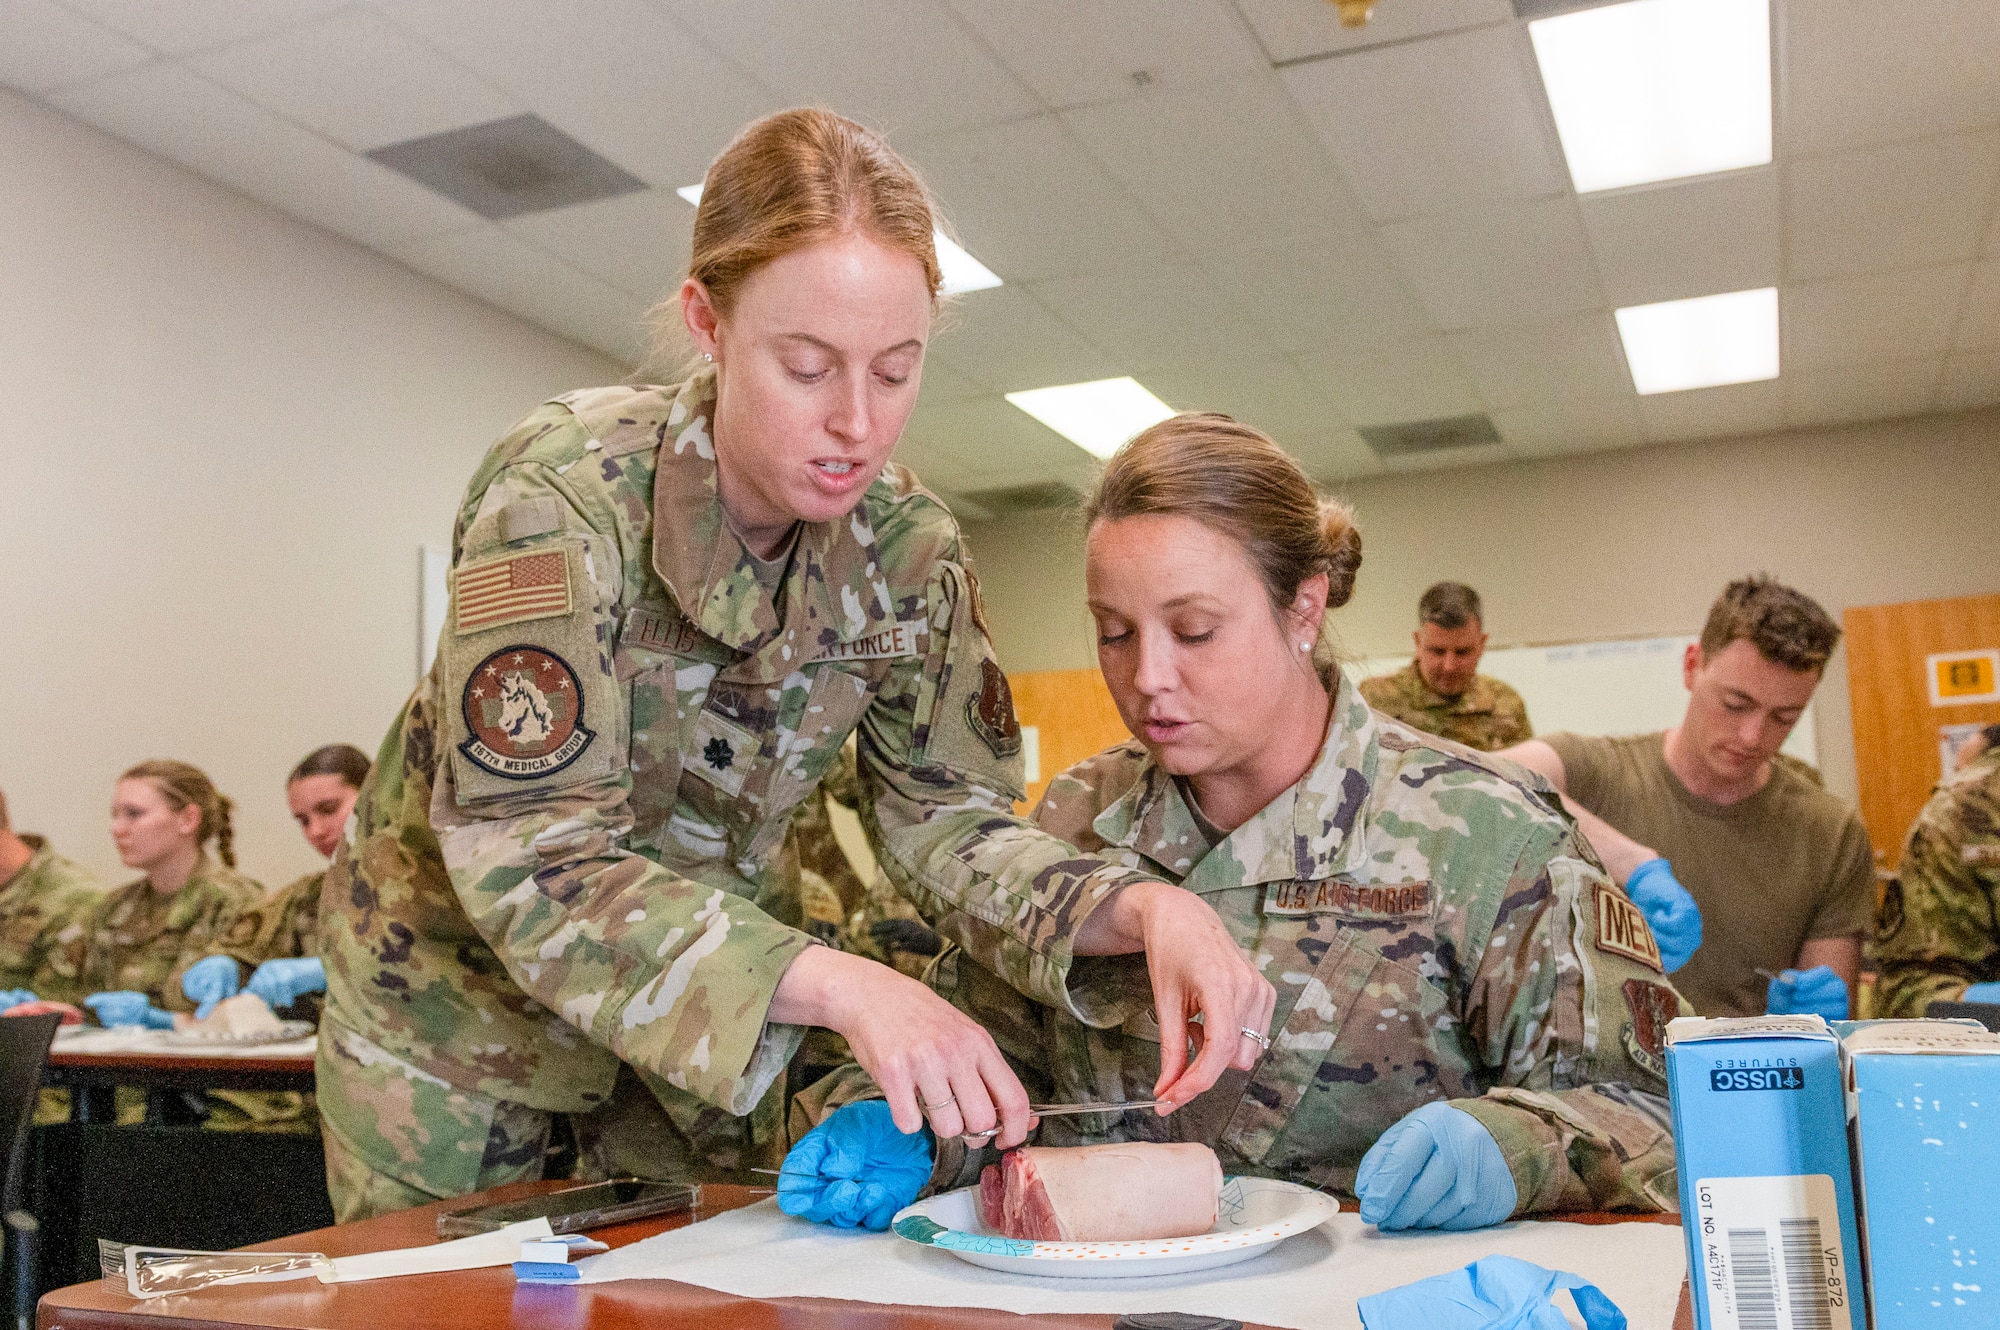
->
[182,743,371,1019]
[67,759,263,1030]
[783,414,1687,1232]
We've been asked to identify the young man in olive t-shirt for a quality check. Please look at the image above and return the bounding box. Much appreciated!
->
[1501,577,1873,1019]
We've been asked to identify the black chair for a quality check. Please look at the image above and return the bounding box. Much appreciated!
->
[0,1012,61,1330]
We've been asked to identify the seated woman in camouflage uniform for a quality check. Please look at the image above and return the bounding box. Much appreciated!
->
[181,743,371,1020]
[66,761,264,1030]
[784,414,1688,1231]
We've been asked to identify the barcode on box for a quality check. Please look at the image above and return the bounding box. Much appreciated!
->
[1696,1177,1851,1330]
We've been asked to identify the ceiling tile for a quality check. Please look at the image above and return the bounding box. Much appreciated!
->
[1061,69,1372,255]
[1140,357,1350,455]
[1782,0,2000,156]
[940,0,1262,109]
[923,287,1124,395]
[1783,263,1970,369]
[1784,132,2000,284]
[1636,378,1783,444]
[1449,311,1632,411]
[1491,395,1646,458]
[1299,428,1382,483]
[906,114,1178,284]
[1282,22,1564,223]
[387,225,648,362]
[51,63,483,248]
[1935,348,2000,413]
[382,0,773,189]
[0,0,151,94]
[1579,168,1779,308]
[189,8,519,152]
[503,188,691,300]
[1379,196,1606,330]
[1028,262,1278,372]
[1956,260,2000,350]
[1206,233,1436,354]
[908,358,987,405]
[1294,335,1482,427]
[1376,440,1511,474]
[60,0,347,55]
[1782,355,1944,430]
[898,394,1099,493]
[1233,0,1512,64]
[655,0,1034,139]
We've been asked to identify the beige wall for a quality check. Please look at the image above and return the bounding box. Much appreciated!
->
[0,91,621,889]
[962,407,2000,804]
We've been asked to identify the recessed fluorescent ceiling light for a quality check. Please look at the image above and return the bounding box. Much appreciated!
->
[676,183,1000,294]
[1614,287,1779,395]
[1005,378,1176,459]
[1529,0,1771,194]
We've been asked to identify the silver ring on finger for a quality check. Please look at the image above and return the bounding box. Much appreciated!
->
[920,1092,957,1112]
[961,1128,998,1140]
[1240,1026,1271,1051]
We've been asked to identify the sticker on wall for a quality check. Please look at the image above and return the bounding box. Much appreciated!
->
[1926,649,2000,707]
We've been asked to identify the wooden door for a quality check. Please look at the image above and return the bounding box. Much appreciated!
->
[1008,669,1132,812]
[1844,593,2000,860]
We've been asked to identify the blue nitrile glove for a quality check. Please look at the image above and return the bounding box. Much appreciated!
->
[1358,1253,1627,1330]
[181,955,240,1019]
[0,990,38,1014]
[83,991,176,1029]
[1962,982,2000,1004]
[245,956,325,1008]
[1624,858,1701,973]
[1765,965,1849,1022]
[1356,1101,1516,1231]
[777,1100,933,1231]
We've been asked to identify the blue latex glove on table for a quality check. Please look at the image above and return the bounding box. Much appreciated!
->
[181,955,240,1019]
[778,1101,933,1231]
[1623,858,1701,973]
[83,991,177,1029]
[1358,1253,1627,1330]
[0,990,38,1014]
[246,957,324,1008]
[1355,1101,1516,1231]
[1766,965,1849,1022]
[1962,982,2000,1004]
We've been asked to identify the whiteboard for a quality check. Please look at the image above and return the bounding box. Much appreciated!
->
[1356,634,1818,765]
[420,543,450,680]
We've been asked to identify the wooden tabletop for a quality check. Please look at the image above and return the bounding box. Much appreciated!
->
[46,1050,316,1075]
[43,1048,316,1096]
[39,1182,1693,1330]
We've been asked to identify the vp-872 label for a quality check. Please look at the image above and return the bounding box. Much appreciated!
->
[1694,1175,1851,1330]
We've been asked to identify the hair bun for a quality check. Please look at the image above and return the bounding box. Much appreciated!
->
[1320,500,1362,609]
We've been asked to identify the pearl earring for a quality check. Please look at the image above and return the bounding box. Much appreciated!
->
[703,352,713,363]
[1298,641,1311,653]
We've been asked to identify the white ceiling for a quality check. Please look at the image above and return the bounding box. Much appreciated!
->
[5,0,1998,508]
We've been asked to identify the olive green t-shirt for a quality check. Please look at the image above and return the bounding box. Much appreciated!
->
[1546,731,1874,1018]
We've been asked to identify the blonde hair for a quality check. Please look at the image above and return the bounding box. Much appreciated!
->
[120,759,236,868]
[1084,413,1363,667]
[648,108,941,366]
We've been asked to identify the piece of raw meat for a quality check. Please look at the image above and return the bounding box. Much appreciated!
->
[190,993,283,1037]
[977,1143,1222,1241]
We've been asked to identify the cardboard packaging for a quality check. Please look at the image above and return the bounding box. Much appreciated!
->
[1843,1020,2000,1329]
[1666,1015,1863,1330]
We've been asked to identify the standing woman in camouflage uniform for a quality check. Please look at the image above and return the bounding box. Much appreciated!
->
[73,761,263,1029]
[180,744,371,1019]
[786,415,1686,1231]
[318,109,1271,1221]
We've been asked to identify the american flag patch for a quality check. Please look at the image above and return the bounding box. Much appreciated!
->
[454,549,572,635]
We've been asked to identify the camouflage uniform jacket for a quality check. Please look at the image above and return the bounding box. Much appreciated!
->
[1359,662,1532,752]
[1873,748,2000,1018]
[805,673,1685,1216]
[217,870,323,971]
[64,858,265,1013]
[0,837,104,1002]
[320,371,1159,1170]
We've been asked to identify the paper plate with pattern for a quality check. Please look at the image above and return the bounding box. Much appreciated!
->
[890,1175,1338,1279]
